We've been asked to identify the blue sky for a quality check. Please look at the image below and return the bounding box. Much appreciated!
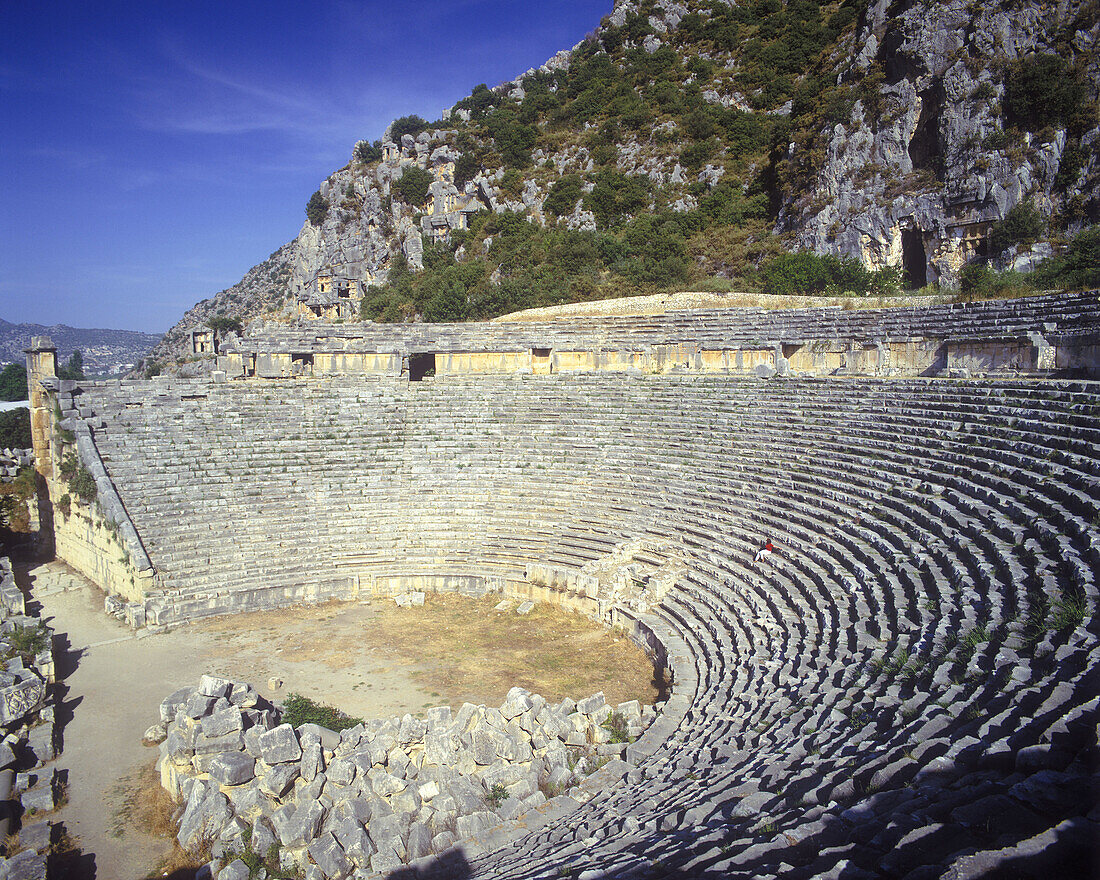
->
[0,1,609,333]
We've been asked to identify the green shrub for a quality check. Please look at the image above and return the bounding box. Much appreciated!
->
[69,465,97,502]
[982,129,1010,150]
[392,166,434,207]
[485,782,509,810]
[454,152,480,189]
[601,711,633,743]
[500,169,523,198]
[959,262,1030,295]
[680,138,718,171]
[206,316,243,335]
[281,693,363,731]
[583,171,651,229]
[544,175,585,218]
[0,364,27,402]
[389,114,429,140]
[758,251,902,296]
[990,201,1044,254]
[56,350,84,381]
[59,452,78,480]
[0,408,31,449]
[1028,226,1100,290]
[1003,54,1088,132]
[960,263,994,294]
[485,109,537,169]
[354,139,382,163]
[2,623,51,662]
[305,191,329,226]
[760,251,831,295]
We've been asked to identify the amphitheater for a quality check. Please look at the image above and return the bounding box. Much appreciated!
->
[26,290,1100,878]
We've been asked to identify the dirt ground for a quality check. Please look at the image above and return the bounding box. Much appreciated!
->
[21,560,657,880]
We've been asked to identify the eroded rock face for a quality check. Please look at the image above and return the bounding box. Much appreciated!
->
[780,0,1099,288]
[157,678,656,878]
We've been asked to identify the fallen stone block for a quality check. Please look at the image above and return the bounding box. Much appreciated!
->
[20,782,55,816]
[160,687,194,723]
[259,724,302,765]
[260,762,300,799]
[202,705,243,739]
[17,820,51,853]
[185,693,217,720]
[142,722,168,745]
[0,849,48,880]
[217,859,250,880]
[177,782,231,851]
[209,752,256,787]
[307,831,351,880]
[369,847,402,875]
[199,675,232,699]
[283,799,324,847]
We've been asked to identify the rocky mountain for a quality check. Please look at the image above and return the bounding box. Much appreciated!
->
[150,0,1099,367]
[142,244,295,370]
[0,319,160,376]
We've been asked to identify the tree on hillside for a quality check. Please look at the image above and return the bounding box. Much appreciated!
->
[392,166,434,208]
[0,409,31,449]
[207,316,243,335]
[57,350,84,380]
[0,364,28,402]
[306,191,329,226]
[390,115,429,140]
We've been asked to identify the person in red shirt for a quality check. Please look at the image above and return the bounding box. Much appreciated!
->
[754,539,774,563]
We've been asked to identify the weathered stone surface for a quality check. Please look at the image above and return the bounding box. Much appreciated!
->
[283,799,324,847]
[307,832,351,880]
[199,675,232,699]
[208,752,255,787]
[217,859,250,880]
[160,687,194,723]
[201,705,243,739]
[177,781,231,850]
[301,741,323,782]
[258,724,302,765]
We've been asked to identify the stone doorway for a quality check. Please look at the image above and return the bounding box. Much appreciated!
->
[902,229,927,288]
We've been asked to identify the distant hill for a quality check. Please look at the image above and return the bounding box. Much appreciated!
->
[0,319,161,376]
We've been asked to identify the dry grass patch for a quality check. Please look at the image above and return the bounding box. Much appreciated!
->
[113,761,208,880]
[111,761,178,841]
[368,593,658,707]
[192,593,659,710]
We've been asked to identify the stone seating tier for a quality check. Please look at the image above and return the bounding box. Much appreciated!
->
[224,289,1100,358]
[66,372,1099,878]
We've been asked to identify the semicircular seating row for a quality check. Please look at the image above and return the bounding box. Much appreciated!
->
[84,374,1100,877]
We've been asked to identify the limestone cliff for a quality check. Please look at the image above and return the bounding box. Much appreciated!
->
[150,0,1098,366]
[777,0,1100,287]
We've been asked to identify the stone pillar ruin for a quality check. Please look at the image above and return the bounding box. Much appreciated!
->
[24,336,57,480]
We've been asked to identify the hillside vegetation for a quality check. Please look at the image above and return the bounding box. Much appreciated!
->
[150,0,1099,365]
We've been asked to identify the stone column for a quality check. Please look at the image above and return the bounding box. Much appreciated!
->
[24,336,57,479]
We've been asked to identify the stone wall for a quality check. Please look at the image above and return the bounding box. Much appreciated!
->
[217,289,1100,381]
[25,338,154,616]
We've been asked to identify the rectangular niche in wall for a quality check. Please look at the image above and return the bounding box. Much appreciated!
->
[408,353,436,381]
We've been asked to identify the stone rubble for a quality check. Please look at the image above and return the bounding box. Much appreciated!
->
[157,676,656,879]
[0,557,60,880]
